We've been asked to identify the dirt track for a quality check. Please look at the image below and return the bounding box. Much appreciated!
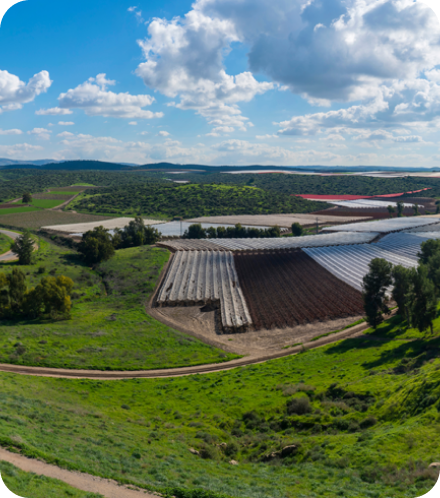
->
[0,448,157,498]
[0,229,19,262]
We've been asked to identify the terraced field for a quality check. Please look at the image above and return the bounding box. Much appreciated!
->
[156,251,252,332]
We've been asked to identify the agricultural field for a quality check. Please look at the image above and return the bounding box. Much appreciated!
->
[156,251,252,332]
[0,206,41,215]
[0,210,111,230]
[30,199,67,209]
[234,251,364,329]
[70,183,328,218]
[0,315,438,498]
[43,217,164,234]
[0,240,236,370]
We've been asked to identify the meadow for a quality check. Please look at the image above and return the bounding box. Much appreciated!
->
[0,211,111,230]
[0,240,236,370]
[0,207,41,215]
[1,461,103,498]
[0,233,11,255]
[0,315,438,498]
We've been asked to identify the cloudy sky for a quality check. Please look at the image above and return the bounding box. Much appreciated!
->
[1,0,440,166]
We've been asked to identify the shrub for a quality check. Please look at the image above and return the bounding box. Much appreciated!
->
[286,396,312,415]
[360,415,377,429]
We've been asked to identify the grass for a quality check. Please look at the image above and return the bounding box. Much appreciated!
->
[0,241,237,370]
[31,199,67,209]
[48,191,82,196]
[0,461,103,498]
[0,207,41,215]
[0,314,439,497]
[310,319,366,342]
[0,233,11,255]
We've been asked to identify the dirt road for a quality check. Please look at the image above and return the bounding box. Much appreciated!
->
[0,448,158,498]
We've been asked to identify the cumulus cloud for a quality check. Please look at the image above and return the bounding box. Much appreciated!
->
[0,69,51,113]
[39,74,163,120]
[0,128,22,135]
[27,128,52,140]
[158,130,170,137]
[0,143,44,159]
[57,131,75,138]
[129,121,138,125]
[58,121,74,126]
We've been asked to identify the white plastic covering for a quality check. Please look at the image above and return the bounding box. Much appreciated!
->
[323,217,437,233]
[329,199,415,209]
[373,233,428,260]
[304,244,417,292]
[156,251,252,331]
[160,231,380,252]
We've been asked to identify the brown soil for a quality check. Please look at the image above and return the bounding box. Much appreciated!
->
[0,448,158,498]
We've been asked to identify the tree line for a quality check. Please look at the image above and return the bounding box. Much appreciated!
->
[182,223,281,239]
[363,239,440,333]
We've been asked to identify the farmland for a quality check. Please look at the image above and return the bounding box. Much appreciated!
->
[0,210,111,230]
[234,251,364,329]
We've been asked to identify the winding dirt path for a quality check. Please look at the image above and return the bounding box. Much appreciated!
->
[0,229,20,262]
[0,317,383,379]
[0,448,158,498]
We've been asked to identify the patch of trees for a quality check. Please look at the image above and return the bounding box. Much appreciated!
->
[182,223,281,239]
[0,268,74,319]
[10,231,35,265]
[78,217,162,265]
[363,239,440,333]
[74,183,325,218]
[22,192,32,203]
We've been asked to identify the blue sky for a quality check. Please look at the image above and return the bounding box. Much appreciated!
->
[1,0,440,166]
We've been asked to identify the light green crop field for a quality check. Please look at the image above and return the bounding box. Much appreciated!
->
[47,191,82,195]
[0,241,237,370]
[31,199,67,209]
[0,461,103,498]
[0,207,41,215]
[0,316,439,498]
[0,233,11,255]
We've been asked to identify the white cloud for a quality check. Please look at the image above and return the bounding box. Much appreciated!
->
[158,130,170,137]
[0,69,51,113]
[40,74,163,120]
[27,128,52,140]
[0,128,22,135]
[129,121,138,125]
[0,143,44,158]
[57,131,75,138]
[36,108,73,116]
[128,6,144,23]
[58,121,74,126]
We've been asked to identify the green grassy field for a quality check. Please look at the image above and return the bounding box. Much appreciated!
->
[0,233,11,255]
[0,461,103,498]
[0,207,41,215]
[0,315,438,498]
[48,191,82,195]
[31,199,67,209]
[0,241,237,370]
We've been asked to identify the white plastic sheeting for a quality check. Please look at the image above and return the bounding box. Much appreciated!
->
[323,217,437,233]
[156,251,252,332]
[373,233,428,261]
[160,231,380,252]
[405,222,440,233]
[304,244,417,292]
[329,199,415,209]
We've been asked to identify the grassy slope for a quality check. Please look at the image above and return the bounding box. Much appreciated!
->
[0,233,11,255]
[0,241,237,370]
[1,461,103,498]
[0,315,439,498]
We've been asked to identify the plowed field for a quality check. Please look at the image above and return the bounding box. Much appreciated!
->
[234,251,364,330]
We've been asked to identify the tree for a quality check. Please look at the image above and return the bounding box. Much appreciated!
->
[436,201,440,214]
[115,217,161,248]
[387,205,395,218]
[35,275,74,317]
[362,258,393,329]
[10,230,34,265]
[418,239,440,265]
[22,192,32,204]
[410,265,437,334]
[392,265,415,324]
[182,224,207,239]
[396,202,404,217]
[412,203,419,216]
[291,222,304,237]
[78,226,115,265]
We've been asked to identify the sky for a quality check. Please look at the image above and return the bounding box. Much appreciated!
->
[1,0,440,167]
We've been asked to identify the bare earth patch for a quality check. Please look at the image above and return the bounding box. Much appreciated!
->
[42,217,165,233]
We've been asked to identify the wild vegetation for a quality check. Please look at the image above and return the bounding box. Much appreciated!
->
[71,184,326,218]
[0,314,438,498]
[182,223,281,239]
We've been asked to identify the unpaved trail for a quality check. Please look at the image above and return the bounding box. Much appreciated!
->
[0,317,382,379]
[0,230,19,262]
[0,448,158,498]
